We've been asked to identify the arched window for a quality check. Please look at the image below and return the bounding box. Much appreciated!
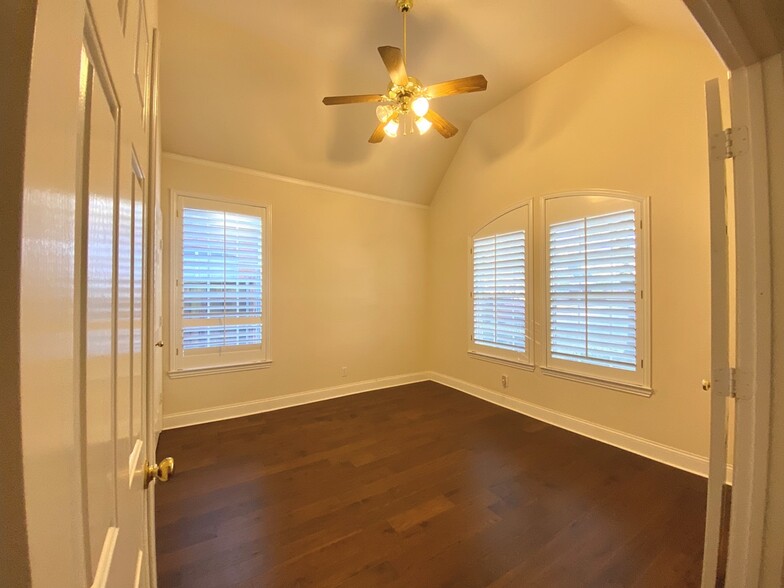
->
[469,203,532,367]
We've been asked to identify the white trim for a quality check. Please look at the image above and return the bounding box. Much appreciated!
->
[723,59,774,587]
[467,350,535,371]
[162,369,734,483]
[162,372,430,430]
[540,366,653,397]
[169,190,270,372]
[468,202,534,366]
[168,360,272,379]
[539,190,652,390]
[162,152,429,210]
[428,372,733,483]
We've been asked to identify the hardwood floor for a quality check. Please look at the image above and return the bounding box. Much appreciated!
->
[155,382,707,587]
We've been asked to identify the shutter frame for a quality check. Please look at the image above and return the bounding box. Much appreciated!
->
[171,192,269,372]
[468,203,532,367]
[542,192,651,390]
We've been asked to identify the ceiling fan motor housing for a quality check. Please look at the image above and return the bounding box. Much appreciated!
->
[387,77,425,113]
[396,0,413,13]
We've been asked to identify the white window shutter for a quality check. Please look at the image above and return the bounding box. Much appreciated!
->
[473,230,526,353]
[549,209,637,370]
[181,207,263,351]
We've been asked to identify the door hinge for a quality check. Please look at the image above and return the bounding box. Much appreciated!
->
[712,127,748,160]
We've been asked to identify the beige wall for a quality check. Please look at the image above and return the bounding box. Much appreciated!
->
[426,27,728,457]
[161,155,429,417]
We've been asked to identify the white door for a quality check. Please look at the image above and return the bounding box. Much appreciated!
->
[81,3,157,586]
[20,0,162,586]
[701,78,734,588]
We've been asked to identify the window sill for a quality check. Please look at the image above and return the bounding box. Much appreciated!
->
[168,360,272,379]
[540,366,652,397]
[468,350,535,372]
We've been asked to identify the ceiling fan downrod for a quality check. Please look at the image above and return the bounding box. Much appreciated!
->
[397,0,413,64]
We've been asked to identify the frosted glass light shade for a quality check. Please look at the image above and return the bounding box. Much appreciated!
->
[415,117,432,135]
[412,96,430,117]
[384,119,399,137]
[376,104,394,122]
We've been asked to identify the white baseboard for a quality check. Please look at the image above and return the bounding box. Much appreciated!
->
[162,372,430,430]
[162,370,733,483]
[428,371,734,483]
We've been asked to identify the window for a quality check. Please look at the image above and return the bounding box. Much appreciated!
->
[171,193,269,374]
[469,204,532,366]
[543,192,650,392]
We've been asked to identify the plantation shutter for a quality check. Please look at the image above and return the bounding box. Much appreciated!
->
[473,230,526,353]
[548,209,637,370]
[181,206,263,351]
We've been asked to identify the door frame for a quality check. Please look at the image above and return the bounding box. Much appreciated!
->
[684,0,781,584]
[724,62,772,587]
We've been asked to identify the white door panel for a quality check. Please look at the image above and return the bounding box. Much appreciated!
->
[701,78,733,588]
[21,0,159,586]
[81,32,121,581]
[61,2,155,586]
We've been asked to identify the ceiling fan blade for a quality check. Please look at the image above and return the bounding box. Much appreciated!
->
[323,94,386,105]
[426,75,488,98]
[425,109,459,139]
[378,46,409,86]
[368,120,387,144]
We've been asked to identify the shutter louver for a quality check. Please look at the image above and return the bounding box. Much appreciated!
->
[549,209,637,370]
[181,207,263,351]
[473,230,526,353]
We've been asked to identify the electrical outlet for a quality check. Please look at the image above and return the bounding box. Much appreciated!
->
[501,374,508,389]
[341,366,348,378]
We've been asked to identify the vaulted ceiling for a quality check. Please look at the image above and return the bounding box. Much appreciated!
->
[159,0,708,205]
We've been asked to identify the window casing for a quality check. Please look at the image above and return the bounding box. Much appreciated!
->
[170,192,269,374]
[542,192,650,392]
[469,203,532,367]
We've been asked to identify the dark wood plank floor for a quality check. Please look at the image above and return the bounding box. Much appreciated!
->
[156,382,708,587]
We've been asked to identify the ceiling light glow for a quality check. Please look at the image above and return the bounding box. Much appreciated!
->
[415,117,432,135]
[412,96,430,117]
[384,119,399,137]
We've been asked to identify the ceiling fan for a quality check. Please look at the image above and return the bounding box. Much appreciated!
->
[322,0,488,143]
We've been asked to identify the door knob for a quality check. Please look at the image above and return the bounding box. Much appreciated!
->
[144,457,174,488]
[702,379,711,391]
[155,341,164,348]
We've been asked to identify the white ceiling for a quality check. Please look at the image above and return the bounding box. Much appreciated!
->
[159,0,705,204]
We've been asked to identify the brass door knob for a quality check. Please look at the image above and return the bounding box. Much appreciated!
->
[155,341,164,348]
[144,457,175,488]
[702,379,711,391]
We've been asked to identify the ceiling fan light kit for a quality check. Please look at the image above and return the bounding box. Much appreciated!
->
[322,0,488,143]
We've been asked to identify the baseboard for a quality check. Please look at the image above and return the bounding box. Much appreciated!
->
[162,370,733,483]
[428,372,734,484]
[162,372,431,430]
